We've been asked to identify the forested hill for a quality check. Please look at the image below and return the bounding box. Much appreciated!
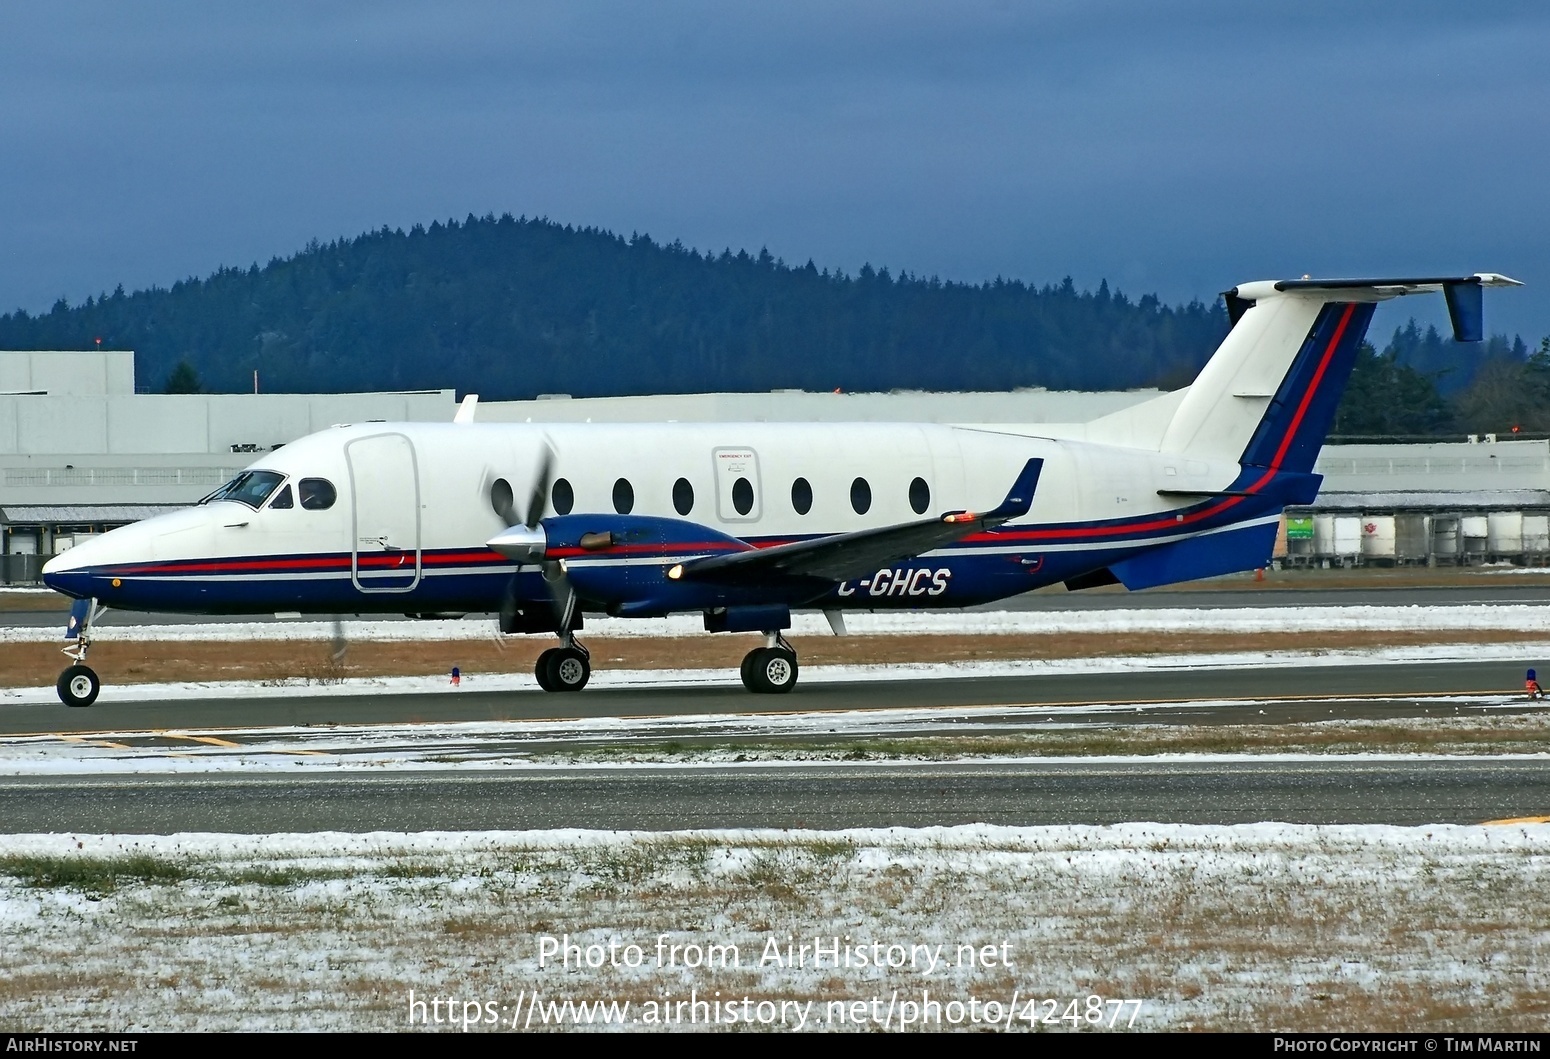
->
[0,214,1230,399]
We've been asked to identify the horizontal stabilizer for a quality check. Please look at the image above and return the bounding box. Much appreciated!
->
[1234,273,1521,343]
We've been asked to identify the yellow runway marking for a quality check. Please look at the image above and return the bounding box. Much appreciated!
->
[57,734,131,750]
[168,734,241,748]
[1482,815,1550,826]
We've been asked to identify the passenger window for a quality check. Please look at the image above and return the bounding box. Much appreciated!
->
[298,478,336,511]
[613,478,634,515]
[791,477,812,515]
[673,477,694,516]
[909,477,930,515]
[490,478,514,521]
[851,477,871,515]
[268,484,294,510]
[552,478,574,515]
[731,477,754,516]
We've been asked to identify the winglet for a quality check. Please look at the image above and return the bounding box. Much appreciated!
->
[454,394,479,424]
[985,458,1043,522]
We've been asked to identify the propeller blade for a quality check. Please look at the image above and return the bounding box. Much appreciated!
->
[524,442,556,530]
[542,560,577,633]
[489,477,519,527]
[329,616,348,665]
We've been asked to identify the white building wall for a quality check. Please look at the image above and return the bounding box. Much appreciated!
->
[0,390,456,458]
[1313,439,1550,494]
[0,351,135,395]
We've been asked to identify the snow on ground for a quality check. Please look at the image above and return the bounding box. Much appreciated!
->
[3,639,1546,708]
[1,695,1544,777]
[2,824,1548,1031]
[9,604,1550,644]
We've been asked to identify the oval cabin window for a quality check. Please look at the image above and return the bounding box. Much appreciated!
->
[552,478,574,515]
[909,477,930,515]
[673,477,694,516]
[731,477,754,516]
[790,477,813,515]
[850,477,872,515]
[613,478,635,515]
[489,478,513,520]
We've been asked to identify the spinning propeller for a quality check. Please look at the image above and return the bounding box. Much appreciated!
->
[489,442,578,633]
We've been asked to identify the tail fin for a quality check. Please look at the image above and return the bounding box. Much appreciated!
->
[1156,273,1520,472]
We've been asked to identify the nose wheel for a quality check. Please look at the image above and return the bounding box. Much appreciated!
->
[741,633,799,694]
[55,598,103,707]
[57,664,101,708]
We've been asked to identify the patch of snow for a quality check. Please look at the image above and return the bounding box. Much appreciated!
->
[2,824,1549,1030]
[2,639,1546,708]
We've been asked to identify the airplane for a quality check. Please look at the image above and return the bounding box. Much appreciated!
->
[40,272,1521,707]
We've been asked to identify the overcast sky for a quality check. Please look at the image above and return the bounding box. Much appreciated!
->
[2,1,1546,341]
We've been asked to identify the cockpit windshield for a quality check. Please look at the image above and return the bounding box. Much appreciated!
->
[199,470,286,509]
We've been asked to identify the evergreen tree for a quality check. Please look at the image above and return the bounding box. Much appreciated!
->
[163,360,202,394]
[0,215,1229,400]
[1331,343,1451,437]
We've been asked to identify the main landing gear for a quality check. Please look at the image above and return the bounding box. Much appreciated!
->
[528,630,797,694]
[534,635,591,693]
[56,598,102,708]
[740,632,799,694]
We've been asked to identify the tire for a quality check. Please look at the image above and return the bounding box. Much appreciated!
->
[741,648,798,694]
[57,665,101,708]
[547,647,591,692]
[740,648,767,692]
[534,648,559,692]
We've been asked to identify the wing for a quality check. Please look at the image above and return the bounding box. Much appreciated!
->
[674,458,1043,585]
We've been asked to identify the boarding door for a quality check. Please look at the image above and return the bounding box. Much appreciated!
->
[713,447,762,524]
[346,433,422,592]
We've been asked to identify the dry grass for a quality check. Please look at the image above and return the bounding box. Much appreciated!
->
[3,830,1549,1032]
[559,714,1550,763]
[1,628,1544,688]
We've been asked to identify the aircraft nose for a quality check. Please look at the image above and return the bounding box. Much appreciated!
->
[40,517,161,598]
[41,540,101,597]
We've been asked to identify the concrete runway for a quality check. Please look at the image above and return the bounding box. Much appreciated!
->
[1,759,1545,831]
[0,658,1538,736]
[1,659,1546,831]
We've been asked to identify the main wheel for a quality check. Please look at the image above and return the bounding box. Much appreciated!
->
[57,664,101,708]
[534,648,559,692]
[741,648,798,694]
[545,647,591,692]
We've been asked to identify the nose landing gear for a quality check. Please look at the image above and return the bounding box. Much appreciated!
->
[741,632,799,694]
[56,598,102,708]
